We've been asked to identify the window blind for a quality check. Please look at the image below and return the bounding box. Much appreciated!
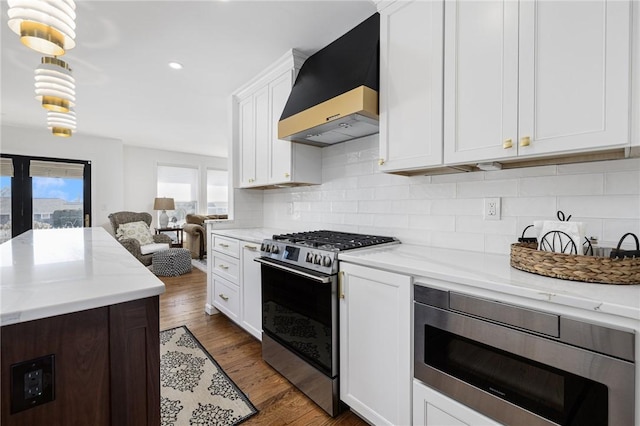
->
[29,160,84,178]
[0,158,14,177]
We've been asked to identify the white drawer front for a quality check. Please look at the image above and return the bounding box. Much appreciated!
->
[213,235,240,258]
[213,276,240,322]
[212,252,239,283]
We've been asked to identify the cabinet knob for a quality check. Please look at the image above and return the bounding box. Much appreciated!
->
[520,136,531,147]
[218,264,228,270]
[503,138,513,149]
[284,172,290,178]
[218,243,229,248]
[378,158,385,166]
[248,178,255,183]
[219,294,229,301]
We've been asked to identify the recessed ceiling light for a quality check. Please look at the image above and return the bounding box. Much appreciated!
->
[168,62,183,70]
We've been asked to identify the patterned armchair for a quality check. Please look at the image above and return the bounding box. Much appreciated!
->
[108,211,172,266]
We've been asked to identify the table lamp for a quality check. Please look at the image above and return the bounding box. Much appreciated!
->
[154,197,175,228]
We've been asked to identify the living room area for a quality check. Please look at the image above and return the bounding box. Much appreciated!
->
[0,124,253,265]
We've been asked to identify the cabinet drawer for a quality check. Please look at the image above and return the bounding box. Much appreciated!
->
[212,252,239,283]
[212,235,240,258]
[212,276,240,322]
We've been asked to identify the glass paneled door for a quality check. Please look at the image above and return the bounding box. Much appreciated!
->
[0,155,91,243]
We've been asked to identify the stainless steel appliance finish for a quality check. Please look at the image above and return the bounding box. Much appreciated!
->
[258,230,399,417]
[414,284,635,425]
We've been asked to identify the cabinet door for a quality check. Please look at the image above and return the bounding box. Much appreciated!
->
[379,0,444,172]
[518,0,630,156]
[254,86,270,186]
[238,97,256,187]
[241,241,262,340]
[413,380,501,426]
[444,0,519,165]
[269,71,294,184]
[339,262,412,426]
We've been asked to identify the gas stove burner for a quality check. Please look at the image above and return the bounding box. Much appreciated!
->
[272,230,397,251]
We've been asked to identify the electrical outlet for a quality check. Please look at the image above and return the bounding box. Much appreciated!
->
[484,197,501,220]
[11,354,55,414]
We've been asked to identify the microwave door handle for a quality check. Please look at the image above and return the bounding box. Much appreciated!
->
[254,257,332,283]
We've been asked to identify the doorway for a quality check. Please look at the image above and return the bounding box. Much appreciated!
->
[0,154,91,243]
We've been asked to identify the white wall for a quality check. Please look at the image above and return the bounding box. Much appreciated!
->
[261,135,640,254]
[1,124,124,230]
[122,145,227,228]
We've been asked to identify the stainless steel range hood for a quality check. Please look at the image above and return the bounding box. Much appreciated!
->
[278,13,379,146]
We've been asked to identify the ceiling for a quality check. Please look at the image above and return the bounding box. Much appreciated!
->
[0,0,376,158]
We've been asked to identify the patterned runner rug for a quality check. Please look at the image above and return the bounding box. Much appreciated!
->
[160,326,258,425]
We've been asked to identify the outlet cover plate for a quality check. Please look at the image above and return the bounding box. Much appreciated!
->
[484,197,501,220]
[11,354,55,413]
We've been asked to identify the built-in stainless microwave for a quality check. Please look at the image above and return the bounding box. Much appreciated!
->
[414,284,636,425]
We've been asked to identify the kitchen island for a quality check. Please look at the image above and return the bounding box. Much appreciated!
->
[1,227,165,425]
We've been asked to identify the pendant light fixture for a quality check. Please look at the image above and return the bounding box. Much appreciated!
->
[47,108,76,137]
[35,56,75,112]
[7,0,76,56]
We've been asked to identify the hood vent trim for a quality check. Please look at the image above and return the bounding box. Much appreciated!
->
[278,13,379,146]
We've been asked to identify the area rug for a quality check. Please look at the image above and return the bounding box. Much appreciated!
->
[192,257,207,272]
[160,325,258,425]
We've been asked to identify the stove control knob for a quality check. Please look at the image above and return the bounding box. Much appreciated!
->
[260,243,266,252]
[306,252,314,263]
[314,253,322,265]
[322,256,332,267]
[271,245,280,254]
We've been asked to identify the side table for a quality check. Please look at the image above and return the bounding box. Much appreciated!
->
[155,227,184,248]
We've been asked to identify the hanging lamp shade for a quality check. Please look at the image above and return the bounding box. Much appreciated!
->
[47,108,76,137]
[35,56,75,112]
[7,0,76,56]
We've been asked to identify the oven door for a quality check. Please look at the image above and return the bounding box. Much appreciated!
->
[414,301,635,426]
[256,257,338,378]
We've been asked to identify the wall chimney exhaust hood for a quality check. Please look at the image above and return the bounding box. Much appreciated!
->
[278,13,379,146]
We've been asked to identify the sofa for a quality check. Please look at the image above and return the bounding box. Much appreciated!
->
[183,214,228,259]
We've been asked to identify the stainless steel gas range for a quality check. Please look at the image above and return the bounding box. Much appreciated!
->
[255,230,399,416]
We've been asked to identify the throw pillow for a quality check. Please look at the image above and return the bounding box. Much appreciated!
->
[116,221,154,245]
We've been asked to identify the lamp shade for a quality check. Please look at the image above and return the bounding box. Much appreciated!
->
[47,108,76,137]
[7,0,77,56]
[35,56,75,112]
[153,197,175,211]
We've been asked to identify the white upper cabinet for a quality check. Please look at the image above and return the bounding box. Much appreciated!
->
[444,0,631,166]
[378,0,445,173]
[234,50,322,189]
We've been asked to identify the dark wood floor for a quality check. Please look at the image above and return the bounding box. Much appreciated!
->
[158,267,368,426]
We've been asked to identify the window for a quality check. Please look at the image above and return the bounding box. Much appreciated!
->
[157,165,198,226]
[207,169,228,215]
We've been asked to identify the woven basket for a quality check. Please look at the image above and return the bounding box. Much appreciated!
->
[510,242,640,285]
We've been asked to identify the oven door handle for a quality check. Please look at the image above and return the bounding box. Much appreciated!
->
[254,258,332,283]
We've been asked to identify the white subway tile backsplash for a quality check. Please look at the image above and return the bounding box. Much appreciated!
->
[457,179,518,198]
[518,174,604,196]
[501,197,557,217]
[408,215,455,231]
[559,196,640,219]
[410,182,456,199]
[604,170,640,195]
[256,135,639,254]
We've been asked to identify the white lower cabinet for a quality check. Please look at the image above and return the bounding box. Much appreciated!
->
[339,262,412,426]
[413,379,502,426]
[240,240,262,340]
[209,233,262,339]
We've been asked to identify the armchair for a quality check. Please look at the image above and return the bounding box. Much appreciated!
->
[183,214,228,259]
[108,211,172,266]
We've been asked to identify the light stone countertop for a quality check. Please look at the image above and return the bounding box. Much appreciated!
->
[339,243,640,324]
[206,227,289,244]
[0,227,165,326]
